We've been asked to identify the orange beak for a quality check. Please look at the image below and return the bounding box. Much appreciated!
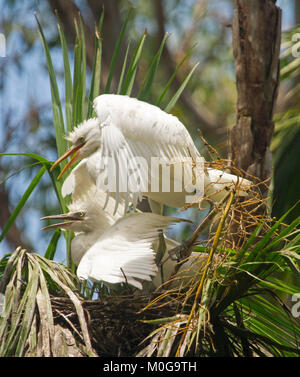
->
[50,142,85,179]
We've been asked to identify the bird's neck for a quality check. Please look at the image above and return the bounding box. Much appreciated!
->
[71,230,100,265]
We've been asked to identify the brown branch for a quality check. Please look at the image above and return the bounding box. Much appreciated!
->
[0,187,24,249]
[227,0,281,245]
[47,0,125,92]
[230,0,281,196]
[48,0,95,68]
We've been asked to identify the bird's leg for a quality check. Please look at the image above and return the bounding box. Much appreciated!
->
[155,230,167,283]
[120,268,133,294]
[149,199,167,282]
[155,230,166,265]
[168,241,189,262]
[167,193,230,265]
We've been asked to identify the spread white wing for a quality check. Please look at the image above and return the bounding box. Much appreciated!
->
[95,120,144,213]
[92,94,201,212]
[76,213,189,289]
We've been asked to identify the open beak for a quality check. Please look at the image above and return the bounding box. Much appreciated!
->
[50,142,86,179]
[40,213,83,230]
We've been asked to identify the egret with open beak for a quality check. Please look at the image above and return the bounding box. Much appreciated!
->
[41,190,189,289]
[50,117,101,179]
[51,94,252,215]
[50,142,86,180]
[40,211,86,231]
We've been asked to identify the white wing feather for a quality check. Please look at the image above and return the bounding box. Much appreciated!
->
[93,94,201,211]
[77,239,156,289]
[94,95,198,157]
[95,119,143,213]
[76,213,189,289]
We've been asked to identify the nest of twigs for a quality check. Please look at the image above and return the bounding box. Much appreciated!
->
[0,247,192,357]
[51,293,183,356]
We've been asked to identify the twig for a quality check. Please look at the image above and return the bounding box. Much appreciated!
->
[165,192,231,286]
[175,191,234,357]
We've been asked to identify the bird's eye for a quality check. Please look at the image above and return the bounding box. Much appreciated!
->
[77,136,85,145]
[79,212,85,217]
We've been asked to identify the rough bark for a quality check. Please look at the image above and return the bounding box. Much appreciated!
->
[230,0,281,197]
[295,0,300,25]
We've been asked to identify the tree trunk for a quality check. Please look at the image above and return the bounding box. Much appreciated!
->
[295,0,300,25]
[230,0,281,198]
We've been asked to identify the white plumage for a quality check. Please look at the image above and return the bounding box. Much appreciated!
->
[76,211,183,289]
[61,155,126,220]
[52,94,251,214]
[41,190,188,289]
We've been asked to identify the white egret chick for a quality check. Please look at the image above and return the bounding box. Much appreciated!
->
[41,192,189,289]
[51,94,252,213]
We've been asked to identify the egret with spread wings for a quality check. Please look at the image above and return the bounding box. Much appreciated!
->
[51,94,251,214]
[41,190,188,289]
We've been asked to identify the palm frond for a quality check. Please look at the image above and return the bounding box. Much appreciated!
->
[139,196,300,357]
[0,247,95,356]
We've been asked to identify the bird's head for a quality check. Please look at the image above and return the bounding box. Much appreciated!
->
[40,210,87,233]
[41,192,111,233]
[50,118,101,179]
